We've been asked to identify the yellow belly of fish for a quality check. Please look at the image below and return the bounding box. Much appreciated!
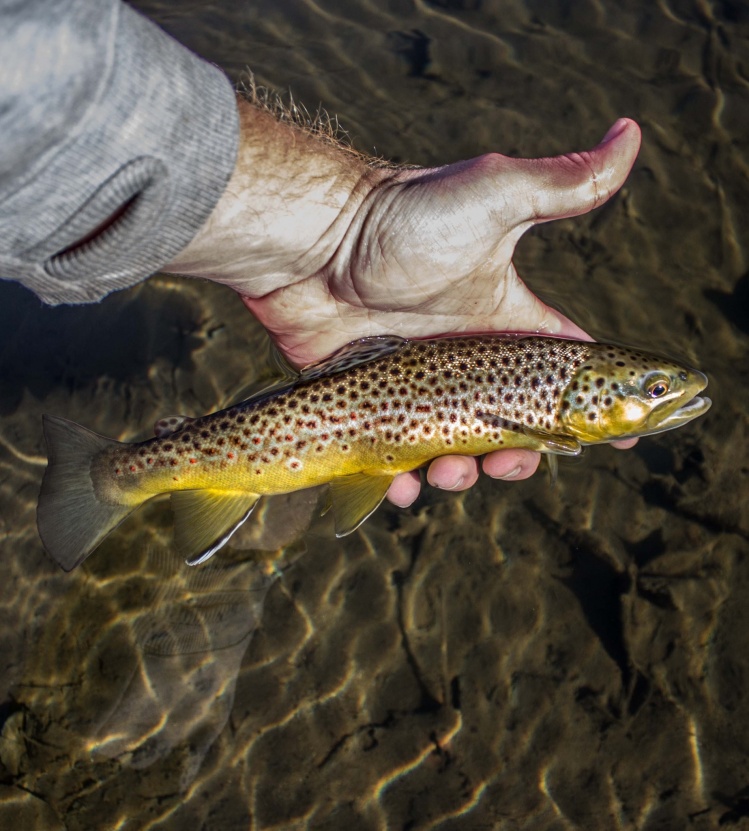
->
[180,427,528,495]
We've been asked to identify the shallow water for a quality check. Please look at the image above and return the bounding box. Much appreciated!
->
[2,1,748,828]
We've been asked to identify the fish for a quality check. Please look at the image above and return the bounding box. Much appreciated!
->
[37,334,712,571]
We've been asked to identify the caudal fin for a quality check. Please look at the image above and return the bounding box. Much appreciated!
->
[37,415,137,571]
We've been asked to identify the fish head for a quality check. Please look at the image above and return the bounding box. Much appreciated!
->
[558,344,712,444]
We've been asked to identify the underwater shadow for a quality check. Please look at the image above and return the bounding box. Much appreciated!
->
[0,279,205,416]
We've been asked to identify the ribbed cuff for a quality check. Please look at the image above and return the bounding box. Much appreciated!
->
[0,1,239,304]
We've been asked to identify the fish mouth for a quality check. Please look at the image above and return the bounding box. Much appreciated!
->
[642,392,712,437]
[672,394,712,421]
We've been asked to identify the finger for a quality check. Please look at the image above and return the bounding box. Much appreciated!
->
[504,118,641,226]
[426,455,480,491]
[611,437,638,450]
[387,470,421,507]
[482,449,541,481]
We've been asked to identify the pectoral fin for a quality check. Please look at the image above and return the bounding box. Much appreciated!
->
[171,490,260,566]
[477,413,582,456]
[520,427,582,456]
[545,453,559,486]
[328,473,394,537]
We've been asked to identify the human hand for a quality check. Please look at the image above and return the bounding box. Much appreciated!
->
[167,99,641,507]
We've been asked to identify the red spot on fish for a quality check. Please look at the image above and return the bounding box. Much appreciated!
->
[129,465,136,472]
[189,458,196,464]
[115,468,121,475]
[228,452,234,459]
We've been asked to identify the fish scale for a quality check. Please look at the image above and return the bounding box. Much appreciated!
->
[37,334,711,571]
[98,336,591,499]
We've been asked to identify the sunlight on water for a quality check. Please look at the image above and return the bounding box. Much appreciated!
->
[2,0,748,828]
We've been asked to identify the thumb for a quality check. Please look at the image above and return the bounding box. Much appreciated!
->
[505,118,642,225]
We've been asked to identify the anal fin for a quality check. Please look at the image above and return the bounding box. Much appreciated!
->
[328,473,394,537]
[171,489,260,566]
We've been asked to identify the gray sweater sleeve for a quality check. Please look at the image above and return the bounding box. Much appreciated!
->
[0,0,239,305]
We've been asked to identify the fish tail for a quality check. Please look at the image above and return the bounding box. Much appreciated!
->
[37,415,138,571]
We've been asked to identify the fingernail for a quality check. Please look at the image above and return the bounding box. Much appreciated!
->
[499,466,522,481]
[601,118,629,145]
[440,476,465,491]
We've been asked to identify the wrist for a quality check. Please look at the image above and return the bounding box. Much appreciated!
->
[165,94,385,295]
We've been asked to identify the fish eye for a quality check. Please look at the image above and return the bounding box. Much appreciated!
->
[647,379,669,398]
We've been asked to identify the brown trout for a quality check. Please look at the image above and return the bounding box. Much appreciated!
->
[38,334,711,571]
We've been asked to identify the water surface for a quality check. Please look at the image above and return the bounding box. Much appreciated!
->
[1,1,748,828]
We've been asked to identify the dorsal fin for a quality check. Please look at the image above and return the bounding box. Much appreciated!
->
[154,415,196,438]
[227,337,406,410]
[300,336,407,381]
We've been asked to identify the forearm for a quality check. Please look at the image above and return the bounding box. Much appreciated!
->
[0,0,238,305]
[165,94,388,296]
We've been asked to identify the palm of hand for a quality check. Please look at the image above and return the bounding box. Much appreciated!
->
[241,119,641,504]
[245,122,639,365]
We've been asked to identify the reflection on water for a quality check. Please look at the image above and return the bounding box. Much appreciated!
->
[2,0,749,828]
